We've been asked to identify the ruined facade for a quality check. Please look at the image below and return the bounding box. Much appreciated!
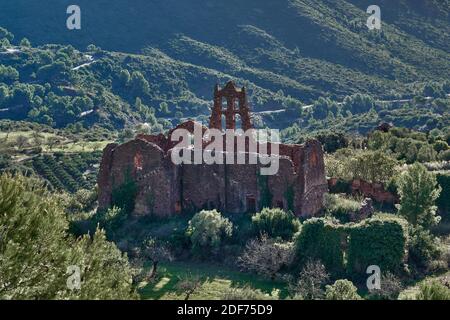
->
[98,82,328,218]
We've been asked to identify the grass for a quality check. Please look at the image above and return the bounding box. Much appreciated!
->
[138,261,288,300]
[398,271,450,300]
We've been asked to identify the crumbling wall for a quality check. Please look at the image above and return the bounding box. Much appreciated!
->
[97,82,328,218]
[226,162,259,214]
[182,162,226,213]
[297,140,329,217]
[97,137,328,218]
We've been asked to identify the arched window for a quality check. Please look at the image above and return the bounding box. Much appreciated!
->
[235,113,242,130]
[221,114,226,131]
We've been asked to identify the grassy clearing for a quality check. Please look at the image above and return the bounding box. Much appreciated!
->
[138,261,288,300]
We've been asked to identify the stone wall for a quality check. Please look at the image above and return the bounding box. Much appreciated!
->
[98,135,328,218]
[327,178,398,204]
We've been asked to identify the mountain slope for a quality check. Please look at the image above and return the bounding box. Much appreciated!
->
[0,0,449,129]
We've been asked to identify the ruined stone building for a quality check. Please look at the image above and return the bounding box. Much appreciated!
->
[98,81,328,218]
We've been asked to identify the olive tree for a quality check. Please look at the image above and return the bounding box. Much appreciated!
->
[186,210,233,257]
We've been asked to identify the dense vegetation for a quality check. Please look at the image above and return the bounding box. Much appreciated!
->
[0,174,136,299]
[0,0,449,301]
[1,0,449,131]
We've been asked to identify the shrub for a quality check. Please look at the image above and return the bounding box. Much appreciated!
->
[93,206,128,236]
[252,208,300,240]
[347,217,407,276]
[343,94,375,115]
[323,194,360,223]
[290,260,330,300]
[0,65,19,84]
[111,174,137,215]
[327,179,352,194]
[314,131,349,153]
[238,235,294,280]
[436,173,450,217]
[186,210,233,257]
[368,272,403,300]
[408,227,441,270]
[295,218,345,275]
[439,149,450,161]
[416,280,450,300]
[325,279,362,300]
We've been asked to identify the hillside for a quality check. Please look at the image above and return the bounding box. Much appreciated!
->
[1,1,449,88]
[0,0,449,130]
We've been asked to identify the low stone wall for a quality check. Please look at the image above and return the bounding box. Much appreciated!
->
[328,178,398,204]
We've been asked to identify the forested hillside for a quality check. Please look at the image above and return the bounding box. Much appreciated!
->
[0,0,449,115]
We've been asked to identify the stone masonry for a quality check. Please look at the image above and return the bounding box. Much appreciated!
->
[98,81,328,218]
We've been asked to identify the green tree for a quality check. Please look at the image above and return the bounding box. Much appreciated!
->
[130,71,150,97]
[347,150,398,184]
[118,69,131,87]
[423,82,445,98]
[417,144,437,162]
[0,65,19,84]
[159,101,170,114]
[186,210,233,256]
[0,174,137,299]
[0,27,14,42]
[0,85,9,104]
[343,94,375,114]
[251,208,300,240]
[325,279,361,300]
[396,164,441,228]
[19,38,31,47]
[312,97,336,120]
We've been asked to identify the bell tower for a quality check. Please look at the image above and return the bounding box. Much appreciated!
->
[209,81,252,131]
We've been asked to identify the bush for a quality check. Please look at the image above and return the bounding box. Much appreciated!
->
[295,218,345,275]
[238,235,294,280]
[439,150,450,161]
[314,131,349,153]
[251,208,300,240]
[93,206,128,236]
[290,260,330,300]
[325,279,362,300]
[323,194,360,223]
[436,173,450,216]
[368,272,403,300]
[416,280,450,300]
[111,175,137,215]
[343,94,375,115]
[186,210,233,257]
[408,227,441,270]
[347,217,407,276]
[327,179,351,194]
